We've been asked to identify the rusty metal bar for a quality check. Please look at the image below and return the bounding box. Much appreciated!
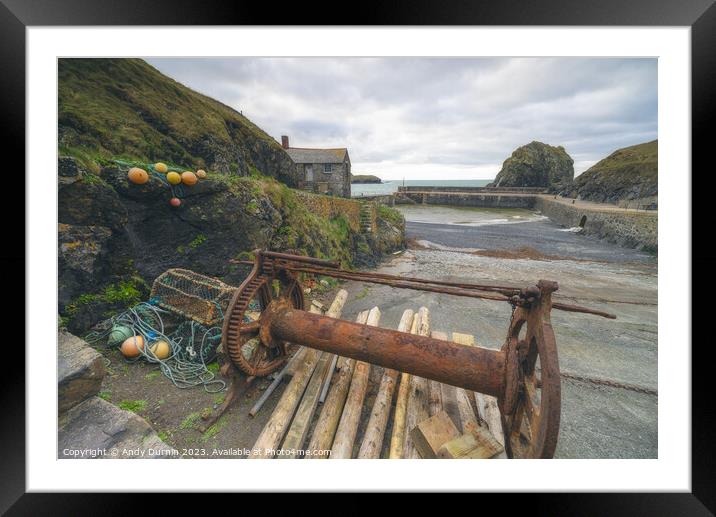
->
[267,304,506,398]
[282,265,513,302]
[280,263,521,295]
[260,250,339,268]
[552,302,617,319]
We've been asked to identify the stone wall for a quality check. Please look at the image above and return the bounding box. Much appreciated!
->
[297,160,351,198]
[397,186,548,194]
[294,191,364,233]
[396,192,535,209]
[534,197,657,253]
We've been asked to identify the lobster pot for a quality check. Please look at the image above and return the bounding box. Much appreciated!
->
[150,268,236,326]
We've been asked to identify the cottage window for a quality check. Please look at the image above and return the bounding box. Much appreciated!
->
[324,164,332,173]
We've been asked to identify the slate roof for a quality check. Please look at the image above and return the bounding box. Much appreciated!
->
[285,147,348,164]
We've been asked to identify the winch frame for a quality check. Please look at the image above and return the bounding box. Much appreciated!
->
[220,249,615,458]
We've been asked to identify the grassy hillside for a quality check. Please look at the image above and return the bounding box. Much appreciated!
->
[58,59,297,184]
[564,140,657,204]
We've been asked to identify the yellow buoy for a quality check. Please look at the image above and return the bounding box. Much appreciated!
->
[166,171,181,185]
[128,167,149,185]
[196,169,207,179]
[120,335,145,358]
[154,162,168,173]
[150,340,171,360]
[181,171,198,186]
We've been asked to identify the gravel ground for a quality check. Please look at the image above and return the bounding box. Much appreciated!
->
[338,212,657,458]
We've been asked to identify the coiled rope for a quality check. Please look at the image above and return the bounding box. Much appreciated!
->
[85,302,226,393]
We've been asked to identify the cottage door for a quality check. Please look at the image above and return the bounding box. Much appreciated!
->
[305,165,314,182]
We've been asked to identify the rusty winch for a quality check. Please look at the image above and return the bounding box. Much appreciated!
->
[222,249,615,458]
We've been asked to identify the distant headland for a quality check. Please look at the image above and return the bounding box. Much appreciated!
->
[351,174,382,184]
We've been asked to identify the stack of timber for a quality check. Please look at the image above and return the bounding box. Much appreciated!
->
[248,289,506,459]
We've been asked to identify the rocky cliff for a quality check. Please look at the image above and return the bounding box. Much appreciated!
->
[560,140,657,205]
[58,158,405,334]
[59,59,298,185]
[490,141,574,189]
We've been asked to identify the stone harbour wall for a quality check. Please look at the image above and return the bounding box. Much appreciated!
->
[534,197,657,253]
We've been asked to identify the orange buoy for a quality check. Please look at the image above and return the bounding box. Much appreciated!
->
[166,171,181,185]
[196,169,207,179]
[120,335,145,358]
[128,167,149,185]
[154,162,168,173]
[181,171,198,186]
[170,197,182,207]
[150,340,171,360]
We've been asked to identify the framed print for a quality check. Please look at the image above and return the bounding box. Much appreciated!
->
[3,0,713,513]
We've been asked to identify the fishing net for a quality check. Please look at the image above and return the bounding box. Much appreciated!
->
[150,269,236,326]
[85,302,226,393]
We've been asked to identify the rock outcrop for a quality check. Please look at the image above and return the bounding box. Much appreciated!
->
[560,140,657,205]
[58,157,405,334]
[58,59,299,186]
[59,330,105,413]
[490,141,574,190]
[351,174,382,184]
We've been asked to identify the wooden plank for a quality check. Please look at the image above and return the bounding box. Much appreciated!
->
[330,307,382,459]
[451,332,480,433]
[279,347,333,458]
[474,392,508,459]
[437,425,504,459]
[430,331,462,431]
[305,310,370,458]
[249,289,347,459]
[403,307,431,459]
[357,309,414,459]
[409,410,460,459]
[388,377,412,458]
[319,353,339,403]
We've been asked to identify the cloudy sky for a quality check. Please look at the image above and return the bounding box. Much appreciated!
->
[147,57,657,181]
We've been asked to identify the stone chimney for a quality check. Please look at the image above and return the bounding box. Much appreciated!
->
[281,135,289,149]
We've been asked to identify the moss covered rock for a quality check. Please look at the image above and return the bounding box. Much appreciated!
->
[490,141,574,189]
[58,157,404,333]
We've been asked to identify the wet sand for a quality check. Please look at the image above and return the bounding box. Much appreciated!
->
[338,207,657,458]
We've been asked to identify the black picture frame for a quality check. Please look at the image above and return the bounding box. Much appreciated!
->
[3,0,713,513]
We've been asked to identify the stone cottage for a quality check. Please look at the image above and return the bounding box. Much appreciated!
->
[282,135,351,198]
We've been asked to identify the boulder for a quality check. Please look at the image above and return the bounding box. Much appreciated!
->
[58,396,177,458]
[58,330,105,413]
[491,141,574,189]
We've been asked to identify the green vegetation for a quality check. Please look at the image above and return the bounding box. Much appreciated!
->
[355,286,370,300]
[377,205,404,227]
[144,370,161,380]
[58,59,281,173]
[157,431,170,443]
[206,362,220,374]
[63,277,146,316]
[98,390,112,401]
[118,399,147,413]
[201,415,228,442]
[188,233,207,249]
[180,411,202,430]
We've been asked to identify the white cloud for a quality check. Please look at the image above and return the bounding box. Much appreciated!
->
[146,57,657,181]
